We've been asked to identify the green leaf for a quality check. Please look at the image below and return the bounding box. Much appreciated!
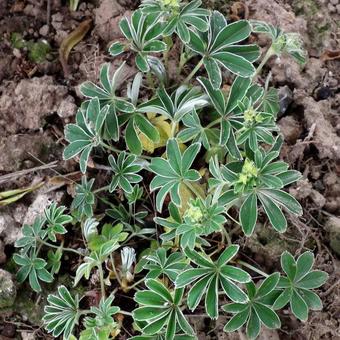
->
[299,289,322,310]
[211,20,251,52]
[109,41,125,57]
[261,189,302,215]
[214,52,255,78]
[280,251,297,281]
[224,308,249,332]
[290,290,308,321]
[240,193,258,236]
[246,309,261,339]
[273,288,292,309]
[205,275,218,319]
[258,193,287,233]
[256,272,280,298]
[253,303,281,329]
[217,244,239,266]
[295,251,314,282]
[296,271,328,289]
[43,285,80,339]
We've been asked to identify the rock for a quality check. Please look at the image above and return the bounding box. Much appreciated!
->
[39,25,49,37]
[0,133,56,172]
[0,269,16,309]
[94,0,126,42]
[294,89,340,160]
[278,116,302,144]
[0,212,21,245]
[278,85,293,116]
[0,76,74,135]
[57,96,78,118]
[310,190,326,208]
[325,217,340,256]
[20,332,35,340]
[23,191,64,225]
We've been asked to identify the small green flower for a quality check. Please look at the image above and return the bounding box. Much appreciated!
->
[236,159,258,192]
[184,199,204,224]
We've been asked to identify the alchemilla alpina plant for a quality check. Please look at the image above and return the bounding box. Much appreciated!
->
[13,1,327,339]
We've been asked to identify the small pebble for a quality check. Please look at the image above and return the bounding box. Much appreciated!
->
[328,3,336,12]
[337,4,340,13]
[330,0,338,5]
[39,24,49,37]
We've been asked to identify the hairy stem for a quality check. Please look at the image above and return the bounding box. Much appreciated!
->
[110,254,123,287]
[100,141,152,160]
[183,58,204,84]
[38,238,83,256]
[206,117,222,129]
[185,181,204,199]
[98,264,106,299]
[236,260,269,277]
[254,46,275,77]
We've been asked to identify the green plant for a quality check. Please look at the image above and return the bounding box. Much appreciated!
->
[133,279,194,338]
[12,1,329,339]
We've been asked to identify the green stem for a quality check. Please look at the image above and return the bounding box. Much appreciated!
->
[93,185,110,194]
[254,46,275,78]
[236,260,269,277]
[170,121,177,138]
[98,265,106,299]
[183,58,204,84]
[119,310,133,316]
[221,227,231,246]
[100,141,152,160]
[38,239,83,256]
[206,117,222,129]
[125,277,145,291]
[110,254,122,287]
[164,35,173,70]
[185,181,204,199]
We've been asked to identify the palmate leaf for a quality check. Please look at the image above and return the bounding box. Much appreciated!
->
[138,85,209,127]
[108,152,143,194]
[187,11,260,89]
[81,295,120,339]
[13,251,53,292]
[74,240,119,286]
[176,245,251,319]
[236,95,279,152]
[109,10,166,72]
[223,273,281,339]
[44,203,72,242]
[250,20,307,65]
[157,196,226,249]
[63,98,109,173]
[149,139,201,211]
[161,0,209,43]
[177,109,219,149]
[79,62,133,140]
[273,251,328,321]
[14,216,46,253]
[198,75,252,158]
[71,176,95,218]
[141,0,209,43]
[43,285,80,339]
[133,279,194,340]
[144,248,187,282]
[119,73,160,155]
[218,147,302,236]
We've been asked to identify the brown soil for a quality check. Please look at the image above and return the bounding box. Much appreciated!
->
[0,0,339,339]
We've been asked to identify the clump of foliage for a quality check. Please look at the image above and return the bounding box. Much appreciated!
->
[10,32,51,63]
[13,1,327,339]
